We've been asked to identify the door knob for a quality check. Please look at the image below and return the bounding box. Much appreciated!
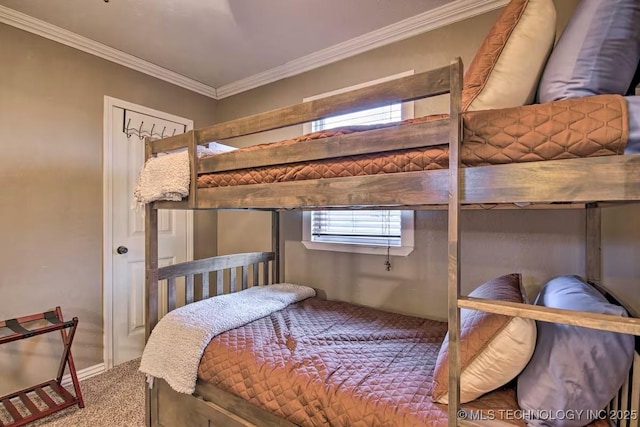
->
[116,246,129,255]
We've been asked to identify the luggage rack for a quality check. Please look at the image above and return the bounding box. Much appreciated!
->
[0,307,84,427]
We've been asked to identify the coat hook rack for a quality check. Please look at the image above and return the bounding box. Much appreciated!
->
[125,118,133,138]
[122,109,187,140]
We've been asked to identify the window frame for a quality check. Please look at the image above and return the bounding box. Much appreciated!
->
[302,210,415,256]
[301,71,416,257]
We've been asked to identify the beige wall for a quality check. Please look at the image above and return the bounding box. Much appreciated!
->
[216,0,640,320]
[8,0,632,398]
[0,23,217,394]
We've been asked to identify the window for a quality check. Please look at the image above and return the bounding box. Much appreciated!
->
[301,72,415,256]
[310,210,402,246]
[312,103,402,131]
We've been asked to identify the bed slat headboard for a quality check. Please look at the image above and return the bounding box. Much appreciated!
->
[152,252,275,323]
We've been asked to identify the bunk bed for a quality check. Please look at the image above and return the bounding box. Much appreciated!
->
[137,55,640,427]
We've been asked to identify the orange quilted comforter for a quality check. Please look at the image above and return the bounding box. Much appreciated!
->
[197,298,526,427]
[197,95,628,189]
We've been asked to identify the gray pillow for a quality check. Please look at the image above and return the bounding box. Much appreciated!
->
[517,275,634,427]
[625,96,640,154]
[538,0,640,103]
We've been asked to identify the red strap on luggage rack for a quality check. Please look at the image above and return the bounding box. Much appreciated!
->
[0,307,84,426]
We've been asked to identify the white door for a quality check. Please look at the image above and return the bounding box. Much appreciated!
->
[105,100,193,366]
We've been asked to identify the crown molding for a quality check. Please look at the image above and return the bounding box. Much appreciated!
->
[215,0,508,99]
[0,5,218,99]
[1,0,508,100]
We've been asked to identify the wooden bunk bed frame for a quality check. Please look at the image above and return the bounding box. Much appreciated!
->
[143,58,640,427]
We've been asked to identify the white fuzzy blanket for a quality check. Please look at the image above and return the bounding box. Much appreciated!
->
[134,151,189,204]
[134,146,228,204]
[139,283,316,394]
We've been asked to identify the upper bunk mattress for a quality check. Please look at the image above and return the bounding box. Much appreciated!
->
[197,94,628,189]
[197,297,526,427]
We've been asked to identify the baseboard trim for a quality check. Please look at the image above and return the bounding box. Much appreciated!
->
[61,363,105,387]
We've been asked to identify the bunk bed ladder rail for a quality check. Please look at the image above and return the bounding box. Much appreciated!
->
[454,203,640,426]
[447,57,464,427]
[154,252,276,317]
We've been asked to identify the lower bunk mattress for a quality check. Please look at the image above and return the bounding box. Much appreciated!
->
[197,94,628,189]
[196,297,531,426]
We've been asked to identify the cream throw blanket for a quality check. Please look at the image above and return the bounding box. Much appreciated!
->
[134,146,224,204]
[139,283,316,394]
[134,151,189,204]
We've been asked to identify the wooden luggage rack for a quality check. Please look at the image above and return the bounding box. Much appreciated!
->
[0,307,84,427]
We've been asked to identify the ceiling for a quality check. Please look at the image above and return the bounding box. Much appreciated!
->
[0,0,501,98]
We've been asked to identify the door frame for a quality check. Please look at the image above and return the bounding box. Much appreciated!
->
[102,96,194,369]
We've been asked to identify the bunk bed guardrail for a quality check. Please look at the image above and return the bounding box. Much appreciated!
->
[155,251,275,318]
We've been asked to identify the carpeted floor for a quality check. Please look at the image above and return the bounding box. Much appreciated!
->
[0,358,145,427]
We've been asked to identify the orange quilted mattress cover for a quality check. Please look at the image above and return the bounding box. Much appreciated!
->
[198,297,526,427]
[197,95,628,189]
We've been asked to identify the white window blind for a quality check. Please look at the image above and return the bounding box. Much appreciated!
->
[312,104,402,131]
[309,103,402,247]
[311,210,402,246]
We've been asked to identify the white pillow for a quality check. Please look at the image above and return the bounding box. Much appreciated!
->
[462,0,557,111]
[431,274,537,404]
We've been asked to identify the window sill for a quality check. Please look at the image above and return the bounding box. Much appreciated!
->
[301,240,414,257]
